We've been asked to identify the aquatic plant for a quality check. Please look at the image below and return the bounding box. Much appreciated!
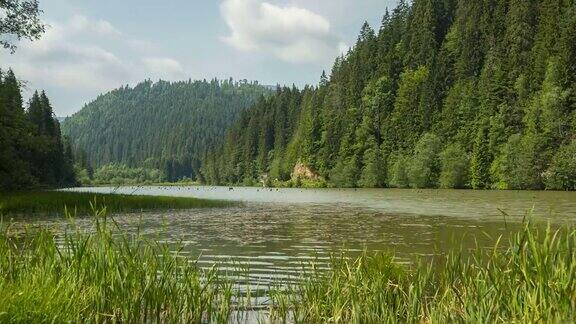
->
[0,207,236,322]
[269,221,576,323]
[0,207,574,323]
[0,191,232,216]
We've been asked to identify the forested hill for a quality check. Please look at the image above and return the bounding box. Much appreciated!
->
[62,79,271,181]
[201,0,576,190]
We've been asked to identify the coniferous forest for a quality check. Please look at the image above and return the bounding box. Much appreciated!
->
[3,1,576,322]
[62,79,271,182]
[0,69,76,190]
[201,0,576,190]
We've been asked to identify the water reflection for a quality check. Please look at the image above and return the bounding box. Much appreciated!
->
[69,186,576,221]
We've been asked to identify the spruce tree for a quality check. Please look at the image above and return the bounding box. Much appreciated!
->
[40,90,56,137]
[27,91,43,133]
[470,121,492,189]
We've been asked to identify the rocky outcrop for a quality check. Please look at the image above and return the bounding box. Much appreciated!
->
[292,163,320,181]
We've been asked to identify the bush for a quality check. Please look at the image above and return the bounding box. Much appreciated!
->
[74,166,92,186]
[491,134,544,190]
[408,133,442,188]
[544,140,576,190]
[439,143,469,189]
[92,164,166,185]
[388,153,410,188]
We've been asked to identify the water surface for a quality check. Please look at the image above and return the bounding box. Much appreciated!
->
[21,187,576,288]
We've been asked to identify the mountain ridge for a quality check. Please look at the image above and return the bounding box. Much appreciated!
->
[62,78,271,181]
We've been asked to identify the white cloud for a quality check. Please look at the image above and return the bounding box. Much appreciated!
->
[2,14,186,114]
[6,16,131,91]
[68,14,123,38]
[220,0,346,64]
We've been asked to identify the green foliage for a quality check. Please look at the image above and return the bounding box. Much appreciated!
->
[0,0,45,52]
[195,0,576,190]
[388,153,410,188]
[388,66,429,150]
[437,80,479,150]
[271,223,576,323]
[439,143,469,189]
[62,79,271,182]
[545,140,576,190]
[470,122,492,189]
[200,87,302,185]
[0,191,230,216]
[0,69,76,190]
[491,134,544,190]
[91,164,165,186]
[330,154,361,188]
[407,133,442,188]
[358,142,385,188]
[74,165,92,186]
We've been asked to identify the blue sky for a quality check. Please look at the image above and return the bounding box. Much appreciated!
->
[1,0,398,116]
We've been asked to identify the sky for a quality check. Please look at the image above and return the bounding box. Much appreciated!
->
[1,0,398,116]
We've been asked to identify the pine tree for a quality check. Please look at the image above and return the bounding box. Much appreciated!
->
[40,90,57,137]
[403,0,442,68]
[0,69,76,189]
[504,0,536,82]
[470,121,492,189]
[27,91,43,133]
[388,67,429,150]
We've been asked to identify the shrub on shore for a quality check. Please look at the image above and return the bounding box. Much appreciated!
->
[0,191,231,216]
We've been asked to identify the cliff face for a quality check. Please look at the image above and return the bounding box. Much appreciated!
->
[292,163,320,181]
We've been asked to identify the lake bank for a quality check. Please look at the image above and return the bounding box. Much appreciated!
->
[0,191,233,216]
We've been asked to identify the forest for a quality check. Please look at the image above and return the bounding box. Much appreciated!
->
[2,1,576,322]
[201,0,576,190]
[0,69,76,190]
[62,79,271,182]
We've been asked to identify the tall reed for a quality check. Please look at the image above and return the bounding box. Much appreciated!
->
[0,208,574,323]
[0,207,235,323]
[269,222,576,323]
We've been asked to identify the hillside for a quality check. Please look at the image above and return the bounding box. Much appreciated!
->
[200,0,576,190]
[62,79,270,181]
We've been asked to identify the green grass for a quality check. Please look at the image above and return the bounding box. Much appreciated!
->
[270,222,576,323]
[0,208,236,323]
[0,208,575,323]
[0,191,233,216]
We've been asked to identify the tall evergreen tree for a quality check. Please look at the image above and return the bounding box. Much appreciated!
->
[0,70,76,190]
[470,121,492,189]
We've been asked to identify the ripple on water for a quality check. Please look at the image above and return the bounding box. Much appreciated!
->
[18,187,576,308]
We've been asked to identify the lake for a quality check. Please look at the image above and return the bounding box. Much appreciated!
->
[19,187,576,290]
